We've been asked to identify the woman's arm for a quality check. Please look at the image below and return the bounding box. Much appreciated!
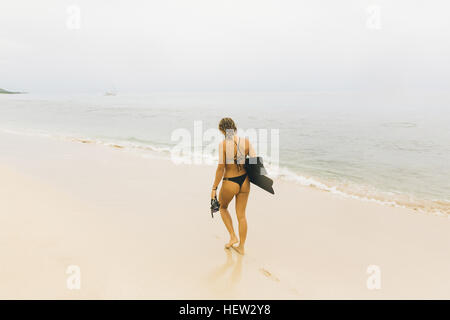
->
[211,163,224,198]
[247,138,256,157]
[211,142,225,199]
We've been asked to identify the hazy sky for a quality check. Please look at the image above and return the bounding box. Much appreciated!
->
[1,0,449,93]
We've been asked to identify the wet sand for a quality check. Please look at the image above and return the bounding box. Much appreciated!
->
[1,131,449,299]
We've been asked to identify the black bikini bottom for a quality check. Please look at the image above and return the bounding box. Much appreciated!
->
[223,173,248,187]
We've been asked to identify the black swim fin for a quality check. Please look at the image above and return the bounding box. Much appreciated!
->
[244,156,275,194]
[249,174,275,194]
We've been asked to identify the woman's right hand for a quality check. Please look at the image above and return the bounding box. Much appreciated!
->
[211,189,217,199]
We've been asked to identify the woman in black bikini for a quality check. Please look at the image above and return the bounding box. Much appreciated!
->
[211,118,255,255]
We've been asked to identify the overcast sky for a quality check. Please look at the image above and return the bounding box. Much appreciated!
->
[1,0,449,93]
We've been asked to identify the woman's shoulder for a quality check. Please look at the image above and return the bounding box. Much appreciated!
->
[238,136,251,147]
[218,139,231,152]
[236,135,249,142]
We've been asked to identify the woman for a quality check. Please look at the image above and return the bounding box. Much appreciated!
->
[211,118,255,255]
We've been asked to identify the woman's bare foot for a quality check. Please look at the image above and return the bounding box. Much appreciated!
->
[232,245,245,255]
[225,236,238,249]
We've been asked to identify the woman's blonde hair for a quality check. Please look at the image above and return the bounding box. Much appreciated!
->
[218,118,237,136]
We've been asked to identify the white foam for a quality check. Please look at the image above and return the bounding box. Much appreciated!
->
[1,127,447,216]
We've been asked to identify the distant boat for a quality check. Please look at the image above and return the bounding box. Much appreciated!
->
[104,86,117,96]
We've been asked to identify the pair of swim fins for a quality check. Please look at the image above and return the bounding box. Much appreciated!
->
[244,157,275,195]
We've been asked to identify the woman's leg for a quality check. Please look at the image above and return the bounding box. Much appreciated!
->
[219,181,239,248]
[233,177,250,255]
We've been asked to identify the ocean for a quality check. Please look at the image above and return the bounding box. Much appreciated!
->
[1,92,449,214]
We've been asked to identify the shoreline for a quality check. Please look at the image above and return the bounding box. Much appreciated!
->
[2,127,448,216]
[1,130,450,299]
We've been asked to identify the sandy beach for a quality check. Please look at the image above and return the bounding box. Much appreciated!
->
[1,130,450,299]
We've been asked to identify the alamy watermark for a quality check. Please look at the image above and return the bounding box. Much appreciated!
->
[66,5,81,30]
[366,5,382,30]
[366,264,381,290]
[170,121,279,170]
[66,265,81,290]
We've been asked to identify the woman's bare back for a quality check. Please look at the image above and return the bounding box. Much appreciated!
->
[221,136,251,178]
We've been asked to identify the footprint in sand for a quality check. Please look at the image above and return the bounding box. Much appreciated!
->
[259,268,301,296]
[259,268,280,282]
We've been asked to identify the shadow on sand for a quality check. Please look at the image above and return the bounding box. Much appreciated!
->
[206,248,243,296]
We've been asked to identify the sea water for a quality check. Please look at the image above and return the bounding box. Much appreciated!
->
[1,92,449,214]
